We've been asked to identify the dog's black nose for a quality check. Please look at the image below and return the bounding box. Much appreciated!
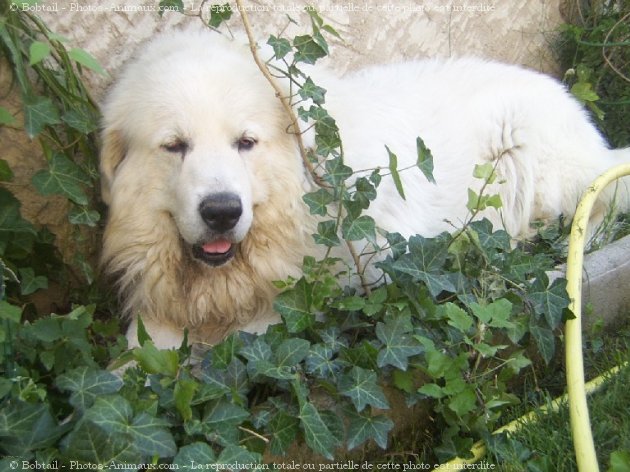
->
[199,193,242,232]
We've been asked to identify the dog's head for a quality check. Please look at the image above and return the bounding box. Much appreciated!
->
[100,30,304,267]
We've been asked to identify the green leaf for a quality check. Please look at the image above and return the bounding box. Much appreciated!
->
[0,106,16,125]
[55,367,123,411]
[29,40,51,65]
[68,48,107,76]
[267,35,292,59]
[338,366,389,412]
[85,395,176,458]
[303,188,334,216]
[273,278,315,333]
[473,162,497,184]
[609,450,630,472]
[172,442,217,468]
[469,299,515,329]
[385,145,406,200]
[376,314,422,370]
[0,301,22,323]
[442,302,473,333]
[390,235,456,297]
[0,159,13,182]
[276,338,311,367]
[304,343,347,380]
[208,3,233,28]
[269,411,300,456]
[203,398,249,426]
[448,387,477,416]
[158,0,184,16]
[132,341,179,376]
[32,152,90,205]
[529,324,555,364]
[62,106,100,134]
[23,95,61,138]
[216,444,261,467]
[528,275,569,329]
[293,35,327,64]
[18,267,48,295]
[0,189,36,235]
[323,156,351,187]
[416,136,436,183]
[314,220,341,247]
[346,410,394,450]
[299,402,337,460]
[341,214,377,244]
[418,383,445,399]
[299,77,326,105]
[174,379,198,421]
[61,419,137,464]
[0,402,63,454]
[68,206,101,226]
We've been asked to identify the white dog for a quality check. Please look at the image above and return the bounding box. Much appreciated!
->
[100,30,630,349]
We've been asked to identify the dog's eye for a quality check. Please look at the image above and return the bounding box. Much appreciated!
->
[238,137,257,152]
[162,140,189,155]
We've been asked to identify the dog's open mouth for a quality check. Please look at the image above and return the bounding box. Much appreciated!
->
[191,239,236,267]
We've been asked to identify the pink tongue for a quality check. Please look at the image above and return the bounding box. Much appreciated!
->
[202,239,232,254]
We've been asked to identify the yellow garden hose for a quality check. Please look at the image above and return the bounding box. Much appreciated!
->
[438,163,630,471]
[564,163,630,472]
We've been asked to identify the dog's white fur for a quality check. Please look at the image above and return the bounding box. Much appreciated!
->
[100,30,630,349]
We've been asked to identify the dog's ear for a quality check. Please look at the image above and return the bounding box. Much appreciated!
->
[100,129,126,205]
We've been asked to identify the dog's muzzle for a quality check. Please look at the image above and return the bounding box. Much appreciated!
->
[192,192,242,267]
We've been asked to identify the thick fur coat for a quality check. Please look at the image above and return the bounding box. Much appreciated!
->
[100,30,630,348]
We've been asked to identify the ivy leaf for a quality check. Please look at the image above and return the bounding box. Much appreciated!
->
[314,220,341,247]
[239,337,272,363]
[293,35,327,64]
[158,0,184,16]
[18,267,48,295]
[62,106,99,134]
[346,410,394,450]
[303,188,334,216]
[203,398,249,426]
[61,419,137,464]
[216,444,261,467]
[299,402,337,460]
[385,145,406,200]
[23,95,60,138]
[68,206,101,227]
[68,48,107,76]
[528,274,569,329]
[416,136,436,184]
[85,395,176,458]
[338,366,389,412]
[390,235,456,297]
[274,278,315,333]
[172,442,216,467]
[418,383,445,399]
[529,324,555,364]
[469,219,511,251]
[32,152,90,205]
[305,343,348,380]
[276,338,311,367]
[299,77,327,105]
[267,35,292,60]
[269,411,300,456]
[323,156,351,187]
[29,40,51,65]
[0,402,64,454]
[376,314,423,370]
[208,3,233,28]
[55,367,123,411]
[473,162,497,184]
[341,214,377,245]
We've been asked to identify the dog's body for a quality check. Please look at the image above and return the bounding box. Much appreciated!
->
[100,30,630,349]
